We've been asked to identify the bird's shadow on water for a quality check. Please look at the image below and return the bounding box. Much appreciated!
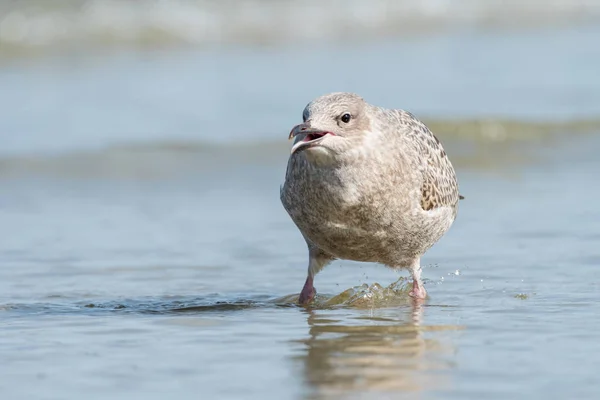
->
[1,278,447,316]
[292,303,463,397]
[288,277,465,397]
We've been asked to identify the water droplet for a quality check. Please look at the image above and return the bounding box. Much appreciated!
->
[454,269,460,276]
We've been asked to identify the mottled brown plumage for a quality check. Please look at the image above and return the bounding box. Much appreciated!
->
[280,92,461,304]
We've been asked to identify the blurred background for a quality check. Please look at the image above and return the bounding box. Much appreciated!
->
[1,1,600,399]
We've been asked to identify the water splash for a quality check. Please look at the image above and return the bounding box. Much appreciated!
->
[274,278,415,309]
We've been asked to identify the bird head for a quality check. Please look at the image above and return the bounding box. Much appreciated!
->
[288,92,372,160]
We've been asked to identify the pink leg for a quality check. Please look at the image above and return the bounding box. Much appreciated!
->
[408,261,427,299]
[298,247,332,305]
[409,279,427,299]
[299,276,316,305]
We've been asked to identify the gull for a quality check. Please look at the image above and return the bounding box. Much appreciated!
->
[280,92,462,305]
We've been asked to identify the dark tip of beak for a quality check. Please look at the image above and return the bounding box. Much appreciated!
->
[289,122,310,140]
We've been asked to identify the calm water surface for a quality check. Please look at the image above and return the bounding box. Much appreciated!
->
[1,25,600,399]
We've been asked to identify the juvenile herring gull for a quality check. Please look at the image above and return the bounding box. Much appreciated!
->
[280,92,462,305]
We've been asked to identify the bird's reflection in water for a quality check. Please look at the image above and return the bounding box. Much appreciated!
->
[292,301,461,398]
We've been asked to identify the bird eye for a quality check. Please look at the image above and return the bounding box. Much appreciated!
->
[340,113,351,123]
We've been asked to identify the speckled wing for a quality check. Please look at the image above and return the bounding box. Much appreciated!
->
[391,110,461,212]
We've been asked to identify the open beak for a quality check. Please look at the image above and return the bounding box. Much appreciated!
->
[288,123,333,155]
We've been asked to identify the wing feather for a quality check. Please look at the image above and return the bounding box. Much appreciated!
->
[390,110,461,212]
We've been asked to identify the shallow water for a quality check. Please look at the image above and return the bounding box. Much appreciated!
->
[2,23,600,399]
